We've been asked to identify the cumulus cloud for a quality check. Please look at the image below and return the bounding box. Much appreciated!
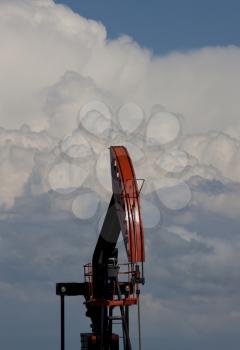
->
[1,0,240,135]
[181,132,240,182]
[0,0,106,130]
[0,0,240,208]
[0,144,35,207]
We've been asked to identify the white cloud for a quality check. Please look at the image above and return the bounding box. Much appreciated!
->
[0,144,44,208]
[0,0,240,136]
[0,125,56,207]
[0,0,106,130]
[0,0,239,220]
[0,0,239,214]
[181,132,240,182]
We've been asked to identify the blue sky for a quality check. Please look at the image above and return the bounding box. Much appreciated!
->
[55,0,240,54]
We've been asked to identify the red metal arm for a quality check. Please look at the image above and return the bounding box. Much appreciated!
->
[110,146,145,263]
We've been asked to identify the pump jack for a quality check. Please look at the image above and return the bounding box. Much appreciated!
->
[56,146,145,350]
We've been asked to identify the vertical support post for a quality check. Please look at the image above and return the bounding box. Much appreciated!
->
[116,282,132,350]
[137,291,142,350]
[109,306,113,339]
[60,295,65,350]
[100,304,105,350]
[125,306,129,333]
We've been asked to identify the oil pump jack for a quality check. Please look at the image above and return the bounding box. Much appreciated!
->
[56,146,145,350]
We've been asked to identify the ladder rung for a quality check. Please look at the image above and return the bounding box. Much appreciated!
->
[108,316,123,320]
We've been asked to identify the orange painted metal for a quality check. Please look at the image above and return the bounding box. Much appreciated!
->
[110,146,145,263]
[87,298,137,307]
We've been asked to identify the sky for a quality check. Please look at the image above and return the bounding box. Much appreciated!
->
[0,1,240,349]
[55,0,240,55]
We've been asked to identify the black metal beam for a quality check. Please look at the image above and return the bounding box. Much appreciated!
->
[56,282,86,296]
[60,295,65,350]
